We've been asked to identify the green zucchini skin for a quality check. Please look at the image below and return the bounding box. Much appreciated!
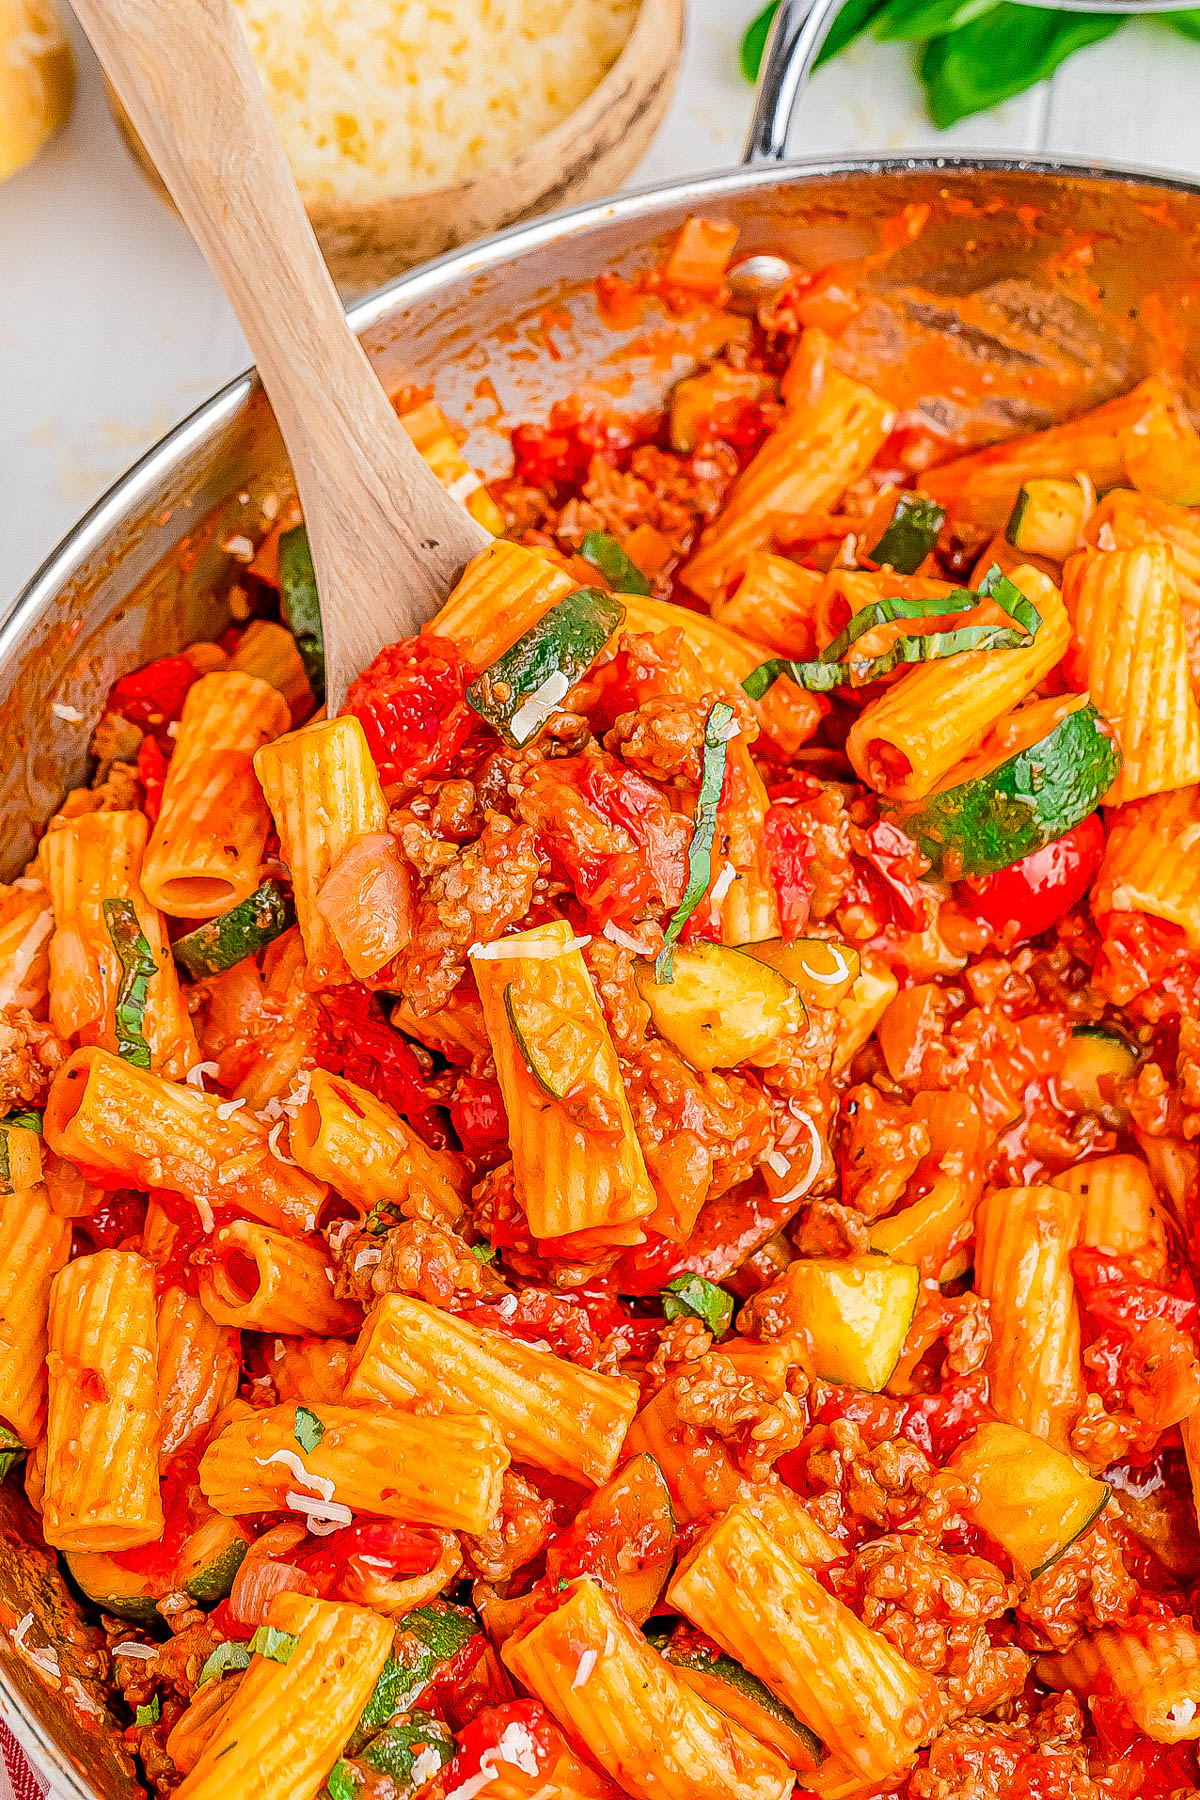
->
[278,524,326,704]
[466,587,625,747]
[868,495,946,575]
[345,1602,480,1750]
[895,702,1121,879]
[173,880,295,978]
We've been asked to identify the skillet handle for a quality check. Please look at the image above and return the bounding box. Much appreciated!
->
[742,0,849,164]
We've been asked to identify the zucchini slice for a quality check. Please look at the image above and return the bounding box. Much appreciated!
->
[894,695,1121,879]
[544,1454,675,1624]
[739,937,860,1008]
[651,1626,824,1773]
[466,586,624,747]
[326,1713,455,1800]
[503,981,611,1102]
[868,495,945,575]
[634,942,803,1072]
[173,879,295,979]
[1060,1024,1139,1113]
[1005,479,1088,560]
[68,1511,249,1624]
[278,524,326,704]
[0,1113,42,1195]
[782,1255,919,1392]
[948,1421,1109,1578]
[348,1602,480,1746]
[580,530,651,596]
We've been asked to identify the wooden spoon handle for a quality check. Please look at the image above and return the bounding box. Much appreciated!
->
[73,0,490,705]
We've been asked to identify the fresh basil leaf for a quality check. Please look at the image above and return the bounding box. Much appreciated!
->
[197,1641,252,1686]
[580,531,651,597]
[362,1714,455,1784]
[102,898,158,1069]
[920,6,1125,129]
[250,1625,298,1664]
[655,701,736,984]
[743,564,1039,699]
[740,0,889,79]
[873,0,999,40]
[5,1111,42,1133]
[278,524,325,705]
[663,1274,735,1337]
[135,1697,161,1727]
[471,1242,498,1266]
[294,1405,325,1454]
[867,494,946,575]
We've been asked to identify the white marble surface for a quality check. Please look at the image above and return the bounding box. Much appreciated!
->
[2,0,1200,608]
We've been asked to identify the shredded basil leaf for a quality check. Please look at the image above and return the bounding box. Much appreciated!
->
[5,1111,42,1133]
[471,1242,498,1266]
[580,530,652,596]
[663,1273,735,1337]
[655,701,736,984]
[294,1405,325,1454]
[324,1762,359,1800]
[250,1626,298,1664]
[135,1697,161,1727]
[197,1641,253,1686]
[101,898,158,1069]
[742,565,1040,701]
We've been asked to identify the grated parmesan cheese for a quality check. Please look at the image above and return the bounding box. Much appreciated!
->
[13,1612,60,1682]
[259,1447,335,1499]
[186,1061,220,1089]
[231,0,640,203]
[470,933,590,961]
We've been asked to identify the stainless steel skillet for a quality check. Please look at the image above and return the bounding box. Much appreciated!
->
[2,7,1200,1793]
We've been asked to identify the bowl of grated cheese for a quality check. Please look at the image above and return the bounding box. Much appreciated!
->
[109,0,685,293]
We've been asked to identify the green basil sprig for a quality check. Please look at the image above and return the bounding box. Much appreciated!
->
[580,530,652,596]
[102,898,158,1070]
[294,1406,325,1453]
[655,701,736,985]
[742,565,1039,701]
[663,1274,735,1337]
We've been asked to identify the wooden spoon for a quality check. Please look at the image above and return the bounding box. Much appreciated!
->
[71,0,491,711]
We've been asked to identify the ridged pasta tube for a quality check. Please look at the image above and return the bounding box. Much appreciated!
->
[266,1335,351,1406]
[157,1286,239,1467]
[197,1219,361,1335]
[682,367,895,602]
[44,1048,328,1235]
[41,810,197,1076]
[288,1069,464,1223]
[1052,1154,1168,1282]
[667,1499,945,1783]
[141,672,291,918]
[0,1185,71,1444]
[199,1400,508,1535]
[1094,784,1200,946]
[0,879,52,1011]
[845,567,1071,801]
[425,539,575,667]
[503,1577,794,1800]
[254,716,389,988]
[174,1592,392,1800]
[471,922,655,1244]
[42,1250,163,1552]
[1063,543,1200,802]
[1039,1618,1200,1743]
[975,1184,1085,1450]
[344,1292,637,1487]
[711,552,824,658]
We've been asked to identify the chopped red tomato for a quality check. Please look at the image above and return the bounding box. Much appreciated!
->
[318,985,448,1149]
[109,654,199,747]
[855,816,931,932]
[436,1700,557,1790]
[449,1073,509,1166]
[961,814,1104,941]
[521,755,689,929]
[296,1518,445,1592]
[455,1289,601,1368]
[1073,1249,1200,1436]
[1095,909,1200,1015]
[795,1372,993,1467]
[72,1188,147,1256]
[509,399,652,496]
[763,802,814,941]
[1090,1694,1199,1796]
[342,634,475,790]
[206,1597,254,1642]
[142,1188,238,1295]
[136,735,168,825]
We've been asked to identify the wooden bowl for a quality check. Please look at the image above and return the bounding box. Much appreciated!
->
[107,0,685,294]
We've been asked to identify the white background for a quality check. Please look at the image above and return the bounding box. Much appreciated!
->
[3,0,1200,608]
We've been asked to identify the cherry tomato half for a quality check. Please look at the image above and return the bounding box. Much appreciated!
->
[960,813,1104,942]
[342,634,474,790]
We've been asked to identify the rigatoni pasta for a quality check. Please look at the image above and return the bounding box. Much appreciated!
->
[288,1068,464,1222]
[975,1184,1085,1450]
[0,1185,71,1445]
[140,672,291,918]
[42,1250,163,1551]
[196,1218,361,1335]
